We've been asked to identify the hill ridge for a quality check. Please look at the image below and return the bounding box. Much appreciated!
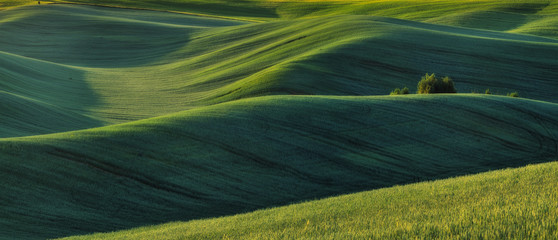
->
[1,94,558,239]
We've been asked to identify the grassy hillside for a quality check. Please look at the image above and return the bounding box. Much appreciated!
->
[41,0,558,38]
[0,51,105,137]
[1,2,558,240]
[0,4,244,68]
[0,0,43,10]
[1,4,558,136]
[6,1,558,38]
[2,94,558,239]
[59,161,558,240]
[0,4,247,136]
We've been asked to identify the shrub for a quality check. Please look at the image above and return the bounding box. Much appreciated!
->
[507,92,519,98]
[390,87,410,95]
[401,87,410,94]
[417,73,457,94]
[485,89,492,94]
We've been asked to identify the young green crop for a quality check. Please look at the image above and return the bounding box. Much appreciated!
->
[41,0,558,38]
[2,2,558,239]
[2,5,557,138]
[2,94,558,239]
[59,161,558,240]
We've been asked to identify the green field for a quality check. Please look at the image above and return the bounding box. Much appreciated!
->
[1,94,557,239]
[59,161,558,240]
[1,1,558,239]
[39,0,558,38]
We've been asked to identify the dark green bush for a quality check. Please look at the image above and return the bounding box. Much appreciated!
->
[507,92,519,98]
[485,89,492,94]
[417,73,457,94]
[401,87,410,94]
[390,87,410,95]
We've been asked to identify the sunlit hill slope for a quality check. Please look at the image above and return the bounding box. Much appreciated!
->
[61,161,558,240]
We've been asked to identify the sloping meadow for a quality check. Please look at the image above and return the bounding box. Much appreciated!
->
[1,2,558,239]
[2,95,558,239]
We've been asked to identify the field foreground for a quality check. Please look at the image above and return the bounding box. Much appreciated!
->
[59,161,558,240]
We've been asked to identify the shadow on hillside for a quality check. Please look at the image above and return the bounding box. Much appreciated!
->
[0,4,245,68]
[0,51,105,137]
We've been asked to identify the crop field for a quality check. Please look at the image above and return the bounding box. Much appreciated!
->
[1,0,557,239]
[60,161,558,240]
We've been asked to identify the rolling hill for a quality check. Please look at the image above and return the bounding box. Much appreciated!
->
[2,94,558,239]
[59,161,558,240]
[2,4,558,134]
[1,1,558,240]
[31,0,558,39]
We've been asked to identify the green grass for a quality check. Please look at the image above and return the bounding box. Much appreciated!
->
[34,0,558,39]
[0,0,46,10]
[2,94,558,239]
[59,161,558,240]
[1,4,558,137]
[2,2,558,240]
[7,1,558,38]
